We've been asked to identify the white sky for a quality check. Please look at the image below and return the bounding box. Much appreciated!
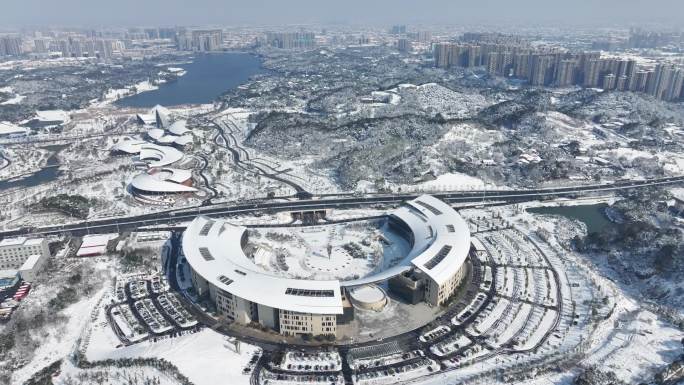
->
[1,0,683,28]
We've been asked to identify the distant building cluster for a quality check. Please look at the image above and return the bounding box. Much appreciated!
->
[0,32,129,60]
[397,38,411,53]
[627,28,684,49]
[0,36,22,56]
[0,27,192,58]
[461,32,530,46]
[434,42,684,101]
[389,25,407,35]
[36,37,118,59]
[592,29,684,51]
[263,32,316,50]
[389,25,433,53]
[126,27,178,40]
[176,29,223,52]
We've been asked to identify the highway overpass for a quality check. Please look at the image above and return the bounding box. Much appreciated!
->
[0,176,682,238]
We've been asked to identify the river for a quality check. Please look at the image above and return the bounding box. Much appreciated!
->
[115,52,265,108]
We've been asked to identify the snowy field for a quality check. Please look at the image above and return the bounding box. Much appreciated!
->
[87,328,259,385]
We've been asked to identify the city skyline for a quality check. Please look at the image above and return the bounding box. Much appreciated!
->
[2,0,684,27]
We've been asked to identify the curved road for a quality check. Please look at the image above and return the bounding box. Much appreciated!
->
[196,153,218,204]
[0,151,9,172]
[207,117,310,198]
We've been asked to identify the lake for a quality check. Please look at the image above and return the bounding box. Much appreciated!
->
[0,144,66,191]
[115,52,265,108]
[527,203,616,234]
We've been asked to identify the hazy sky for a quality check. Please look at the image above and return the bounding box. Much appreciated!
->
[3,0,683,27]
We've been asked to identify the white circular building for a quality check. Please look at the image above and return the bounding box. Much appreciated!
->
[138,144,183,168]
[111,139,184,168]
[349,285,387,311]
[182,195,472,338]
[130,168,197,197]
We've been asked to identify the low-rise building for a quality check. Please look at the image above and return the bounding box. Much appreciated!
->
[0,270,20,290]
[0,237,50,270]
[18,253,48,282]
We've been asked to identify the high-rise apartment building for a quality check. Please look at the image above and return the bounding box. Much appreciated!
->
[397,38,411,53]
[390,25,407,35]
[432,40,683,102]
[0,36,23,56]
[530,55,553,86]
[556,60,577,87]
[583,59,601,87]
[265,32,315,50]
[33,39,47,53]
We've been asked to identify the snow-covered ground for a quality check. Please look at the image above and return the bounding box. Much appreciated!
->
[95,80,159,108]
[35,109,70,123]
[88,328,259,385]
[416,172,485,191]
[11,287,108,384]
[55,359,181,385]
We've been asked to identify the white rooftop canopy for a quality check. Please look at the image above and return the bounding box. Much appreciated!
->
[183,217,344,315]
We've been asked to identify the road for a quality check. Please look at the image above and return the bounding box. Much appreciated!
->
[196,153,218,204]
[208,116,310,198]
[0,150,9,172]
[0,175,682,238]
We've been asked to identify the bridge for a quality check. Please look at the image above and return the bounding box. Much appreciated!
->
[0,176,681,238]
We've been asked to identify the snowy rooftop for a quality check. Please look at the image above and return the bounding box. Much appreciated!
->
[0,237,43,247]
[403,195,471,286]
[183,216,344,315]
[147,128,165,141]
[81,234,117,248]
[19,254,43,271]
[344,195,470,287]
[0,269,18,277]
[139,144,183,167]
[0,121,28,136]
[131,168,197,193]
[184,195,470,313]
[110,139,147,154]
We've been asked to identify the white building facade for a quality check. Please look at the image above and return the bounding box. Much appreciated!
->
[0,237,50,271]
[182,195,471,338]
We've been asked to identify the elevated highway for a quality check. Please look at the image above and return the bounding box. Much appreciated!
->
[0,176,682,238]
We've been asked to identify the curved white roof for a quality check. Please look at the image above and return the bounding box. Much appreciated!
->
[183,216,344,315]
[168,120,190,136]
[131,168,196,193]
[148,128,165,141]
[139,144,183,167]
[110,139,147,154]
[157,134,179,144]
[400,195,470,285]
[157,168,192,183]
[342,195,470,287]
[184,196,469,314]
